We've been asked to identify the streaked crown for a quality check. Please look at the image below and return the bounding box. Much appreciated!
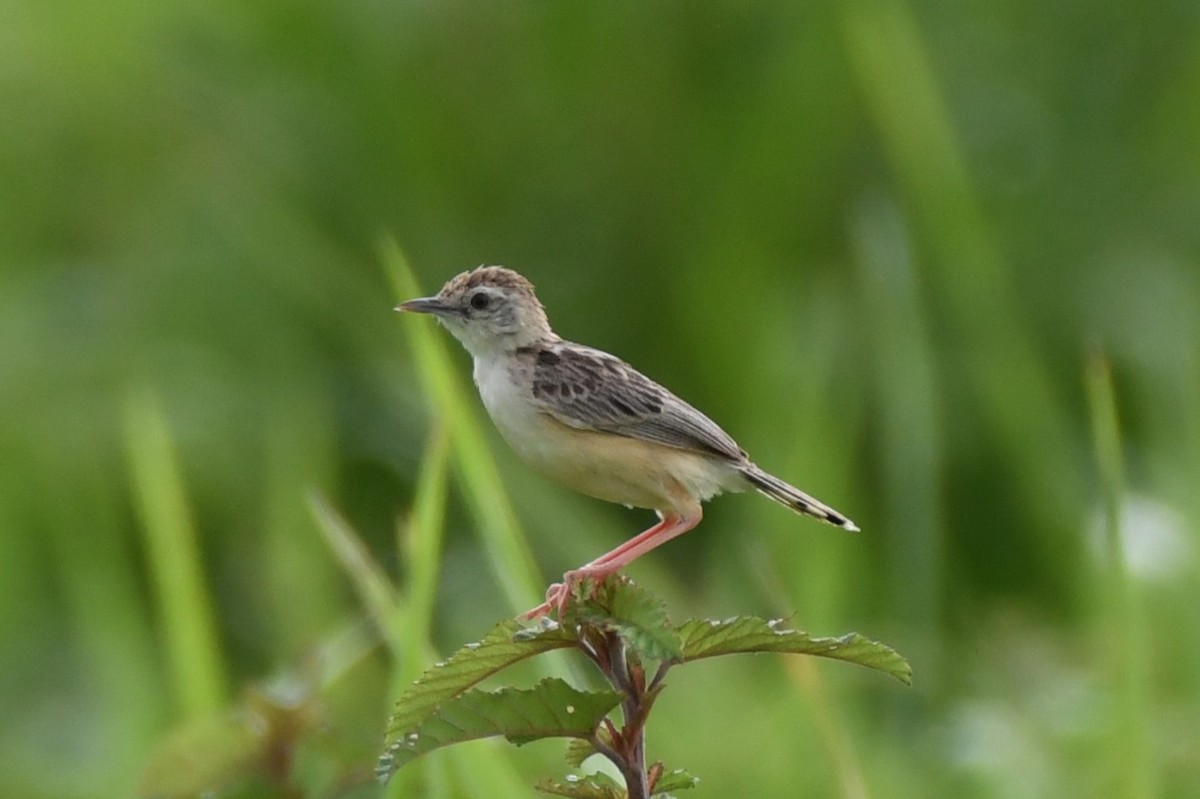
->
[431,266,554,355]
[441,265,538,299]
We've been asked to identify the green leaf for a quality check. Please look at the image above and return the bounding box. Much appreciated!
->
[571,577,682,661]
[652,765,699,794]
[536,772,626,798]
[384,620,577,744]
[378,678,623,781]
[536,766,693,799]
[564,738,596,769]
[675,617,912,685]
[563,718,617,768]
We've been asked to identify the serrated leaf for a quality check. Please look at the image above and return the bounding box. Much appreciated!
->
[384,619,576,741]
[675,617,912,685]
[378,678,622,781]
[536,772,626,798]
[564,737,597,769]
[563,719,616,768]
[652,765,699,793]
[571,578,682,661]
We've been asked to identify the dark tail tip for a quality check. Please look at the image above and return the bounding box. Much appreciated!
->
[828,512,860,532]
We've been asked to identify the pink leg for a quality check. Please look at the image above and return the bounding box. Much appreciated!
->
[571,513,700,574]
[522,509,702,619]
[580,515,677,568]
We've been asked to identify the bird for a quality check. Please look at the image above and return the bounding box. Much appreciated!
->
[396,266,858,618]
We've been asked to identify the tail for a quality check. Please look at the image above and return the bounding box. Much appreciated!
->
[739,464,860,532]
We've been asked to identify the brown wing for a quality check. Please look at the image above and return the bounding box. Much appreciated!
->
[524,342,745,462]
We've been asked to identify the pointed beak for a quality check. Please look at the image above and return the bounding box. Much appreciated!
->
[395,296,454,315]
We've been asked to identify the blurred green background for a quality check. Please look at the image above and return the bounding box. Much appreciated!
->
[3,1,1198,797]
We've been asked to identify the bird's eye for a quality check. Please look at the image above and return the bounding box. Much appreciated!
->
[469,292,490,310]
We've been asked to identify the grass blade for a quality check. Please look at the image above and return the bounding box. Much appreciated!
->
[399,424,452,682]
[391,426,453,799]
[1085,352,1153,799]
[308,493,404,655]
[380,238,544,614]
[123,384,227,718]
[842,0,1081,535]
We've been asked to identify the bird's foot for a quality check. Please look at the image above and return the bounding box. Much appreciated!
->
[519,568,613,621]
[519,585,560,621]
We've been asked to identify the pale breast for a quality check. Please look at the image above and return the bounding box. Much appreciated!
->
[474,355,542,445]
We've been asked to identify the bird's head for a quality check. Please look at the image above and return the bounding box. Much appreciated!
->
[396,265,554,357]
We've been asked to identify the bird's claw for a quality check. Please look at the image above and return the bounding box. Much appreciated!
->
[520,571,609,620]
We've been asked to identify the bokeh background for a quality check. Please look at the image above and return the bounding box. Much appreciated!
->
[3,1,1198,797]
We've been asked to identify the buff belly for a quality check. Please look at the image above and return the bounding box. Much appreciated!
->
[497,410,739,513]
